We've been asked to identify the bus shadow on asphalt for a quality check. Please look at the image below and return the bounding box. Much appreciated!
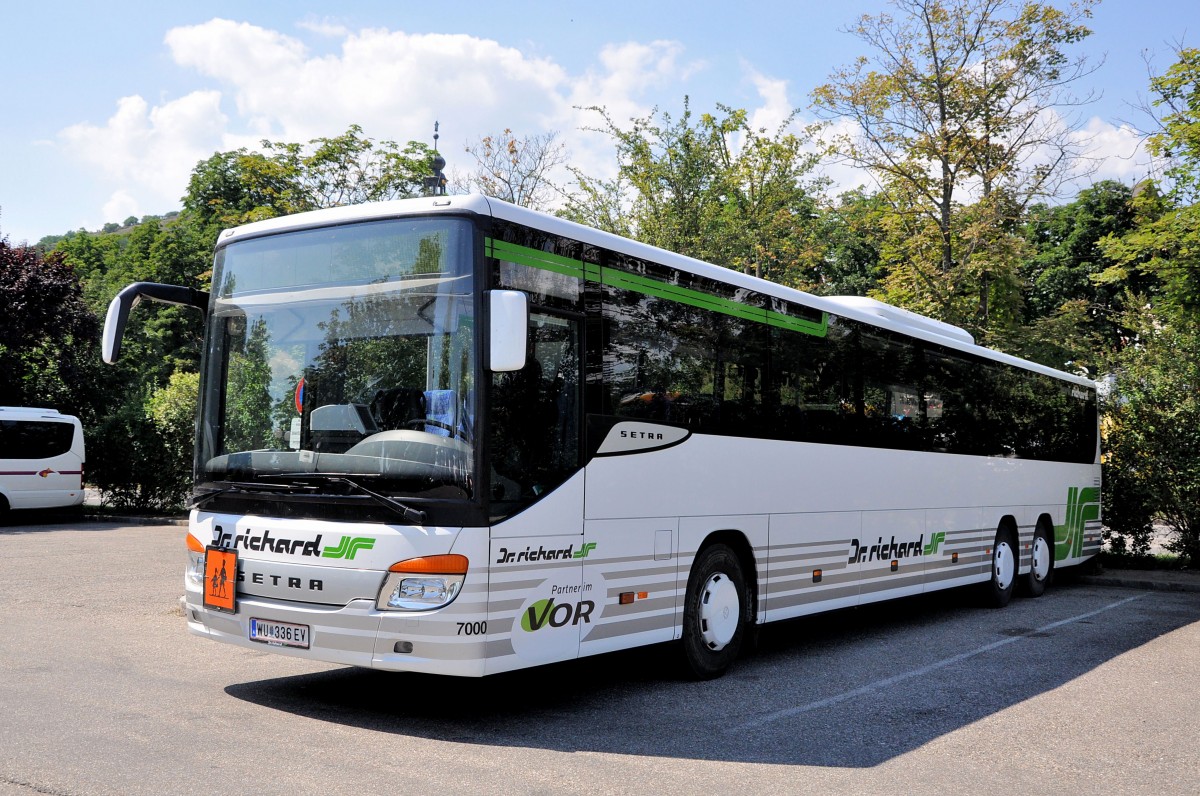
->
[224,580,1200,767]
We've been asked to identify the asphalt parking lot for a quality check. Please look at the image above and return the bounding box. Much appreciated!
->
[2,520,1198,795]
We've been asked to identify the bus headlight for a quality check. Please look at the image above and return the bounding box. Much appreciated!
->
[377,554,468,611]
[186,533,206,588]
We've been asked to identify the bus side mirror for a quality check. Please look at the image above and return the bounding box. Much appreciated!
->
[102,282,209,364]
[488,290,528,372]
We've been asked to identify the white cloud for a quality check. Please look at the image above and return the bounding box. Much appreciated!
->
[1076,116,1155,184]
[52,19,707,225]
[746,69,794,134]
[102,191,142,225]
[164,19,571,143]
[296,17,351,38]
[57,91,229,224]
[559,39,704,182]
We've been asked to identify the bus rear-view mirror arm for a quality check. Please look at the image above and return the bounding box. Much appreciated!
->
[102,282,210,364]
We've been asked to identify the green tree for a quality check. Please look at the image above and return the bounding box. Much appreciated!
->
[1094,47,1200,562]
[0,238,101,416]
[812,0,1098,334]
[1015,180,1142,368]
[1145,47,1200,204]
[184,124,437,233]
[811,188,889,296]
[144,370,201,508]
[1102,312,1200,562]
[1096,48,1200,323]
[567,100,827,287]
[50,214,210,511]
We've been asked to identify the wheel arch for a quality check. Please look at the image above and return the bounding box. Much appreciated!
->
[694,529,759,624]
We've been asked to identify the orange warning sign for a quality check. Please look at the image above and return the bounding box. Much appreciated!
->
[203,547,237,613]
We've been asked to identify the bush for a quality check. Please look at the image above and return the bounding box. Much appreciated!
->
[1102,312,1200,563]
[89,371,197,513]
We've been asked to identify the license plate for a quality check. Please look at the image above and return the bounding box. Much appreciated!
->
[249,618,310,649]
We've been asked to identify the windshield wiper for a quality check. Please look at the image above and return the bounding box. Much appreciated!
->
[191,480,318,510]
[262,472,428,525]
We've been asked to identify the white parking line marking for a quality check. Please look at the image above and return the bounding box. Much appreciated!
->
[736,594,1143,730]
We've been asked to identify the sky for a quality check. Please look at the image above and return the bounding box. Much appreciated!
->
[1,0,1196,245]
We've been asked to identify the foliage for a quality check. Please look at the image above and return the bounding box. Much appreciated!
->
[143,370,200,509]
[1013,180,1142,367]
[1146,47,1200,204]
[566,100,828,288]
[89,393,183,512]
[1101,311,1200,563]
[184,124,436,233]
[50,219,208,511]
[812,0,1098,337]
[1097,198,1200,321]
[810,188,889,296]
[0,238,101,417]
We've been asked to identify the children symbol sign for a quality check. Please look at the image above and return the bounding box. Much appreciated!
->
[203,547,237,613]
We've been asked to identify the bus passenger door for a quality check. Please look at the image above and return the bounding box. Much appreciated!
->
[486,309,587,673]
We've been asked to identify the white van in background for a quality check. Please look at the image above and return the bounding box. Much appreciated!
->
[0,407,86,513]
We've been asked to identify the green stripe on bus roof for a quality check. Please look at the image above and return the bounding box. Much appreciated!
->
[486,237,827,337]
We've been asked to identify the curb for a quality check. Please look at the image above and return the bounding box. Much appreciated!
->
[1077,574,1200,594]
[81,512,188,527]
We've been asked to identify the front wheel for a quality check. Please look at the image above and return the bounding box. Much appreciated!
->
[984,524,1018,608]
[680,544,750,679]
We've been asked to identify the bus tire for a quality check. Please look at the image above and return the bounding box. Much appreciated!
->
[1024,520,1055,598]
[984,523,1018,608]
[680,544,748,680]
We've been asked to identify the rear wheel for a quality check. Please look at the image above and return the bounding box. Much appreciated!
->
[680,544,749,679]
[984,524,1017,608]
[1024,521,1055,597]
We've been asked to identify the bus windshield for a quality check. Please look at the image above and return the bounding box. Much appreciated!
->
[197,217,478,503]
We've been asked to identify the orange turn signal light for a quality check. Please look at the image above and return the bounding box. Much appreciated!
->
[389,554,468,574]
[186,533,205,553]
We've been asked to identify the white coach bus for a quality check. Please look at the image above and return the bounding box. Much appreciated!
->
[0,407,86,513]
[102,194,1100,678]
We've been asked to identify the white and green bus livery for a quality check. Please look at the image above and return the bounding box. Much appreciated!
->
[103,194,1101,678]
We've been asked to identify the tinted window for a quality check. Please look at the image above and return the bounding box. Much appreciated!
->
[488,312,581,513]
[489,220,1097,466]
[0,421,74,459]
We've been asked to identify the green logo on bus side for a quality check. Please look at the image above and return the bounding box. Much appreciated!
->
[1055,487,1100,560]
[923,532,946,555]
[520,597,596,632]
[321,535,376,560]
